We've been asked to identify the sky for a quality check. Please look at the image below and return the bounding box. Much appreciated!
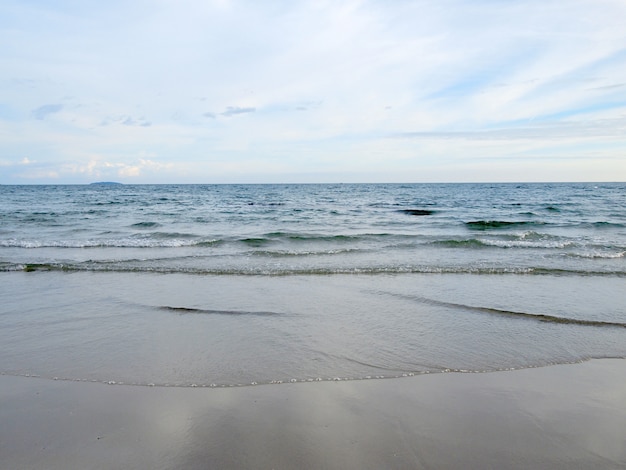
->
[1,0,625,184]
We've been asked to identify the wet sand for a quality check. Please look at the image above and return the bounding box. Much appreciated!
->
[1,359,625,469]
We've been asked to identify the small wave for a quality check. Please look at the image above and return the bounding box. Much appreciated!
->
[479,238,575,249]
[269,233,369,242]
[566,250,625,259]
[249,248,363,257]
[0,233,406,250]
[432,239,487,248]
[159,306,284,316]
[433,232,575,249]
[0,237,220,248]
[5,262,625,276]
[287,234,362,242]
[194,239,223,247]
[240,233,392,245]
[150,232,199,240]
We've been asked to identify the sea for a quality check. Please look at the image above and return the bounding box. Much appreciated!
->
[1,182,625,387]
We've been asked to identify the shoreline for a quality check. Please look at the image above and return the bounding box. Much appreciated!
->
[0,357,620,389]
[2,359,625,469]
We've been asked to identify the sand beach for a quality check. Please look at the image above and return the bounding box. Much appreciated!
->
[2,359,625,469]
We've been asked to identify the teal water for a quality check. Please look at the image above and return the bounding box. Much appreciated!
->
[1,183,624,386]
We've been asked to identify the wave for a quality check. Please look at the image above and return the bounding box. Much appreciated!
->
[431,239,488,248]
[565,250,625,259]
[0,232,403,249]
[479,238,576,249]
[264,232,393,242]
[4,262,625,277]
[0,237,221,248]
[6,229,617,251]
[0,232,584,255]
[150,232,199,240]
[248,248,363,257]
[238,233,400,246]
[432,232,577,249]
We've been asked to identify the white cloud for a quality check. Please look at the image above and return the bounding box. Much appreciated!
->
[220,106,256,117]
[62,157,175,179]
[32,104,63,120]
[1,0,625,183]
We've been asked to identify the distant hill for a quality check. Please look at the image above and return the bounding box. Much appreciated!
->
[89,181,123,185]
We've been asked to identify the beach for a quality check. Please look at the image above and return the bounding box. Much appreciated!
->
[1,183,624,468]
[3,0,626,464]
[2,359,625,469]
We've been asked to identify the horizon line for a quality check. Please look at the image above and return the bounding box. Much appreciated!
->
[1,180,624,186]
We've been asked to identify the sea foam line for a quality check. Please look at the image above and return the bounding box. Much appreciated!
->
[3,262,626,277]
[4,357,620,389]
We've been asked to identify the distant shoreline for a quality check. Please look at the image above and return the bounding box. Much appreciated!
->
[1,181,624,187]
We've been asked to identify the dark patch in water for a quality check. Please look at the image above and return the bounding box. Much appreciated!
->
[287,234,362,242]
[160,306,283,316]
[194,239,222,247]
[151,232,198,239]
[399,209,435,216]
[131,221,161,228]
[467,305,626,328]
[240,237,271,247]
[466,220,537,230]
[22,263,72,272]
[590,221,625,228]
[395,294,626,329]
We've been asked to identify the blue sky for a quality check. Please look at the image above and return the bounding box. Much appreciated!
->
[1,0,625,184]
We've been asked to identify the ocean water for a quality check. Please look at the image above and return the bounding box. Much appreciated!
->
[1,183,625,386]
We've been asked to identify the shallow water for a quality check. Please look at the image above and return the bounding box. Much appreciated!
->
[1,183,624,386]
[1,271,624,386]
